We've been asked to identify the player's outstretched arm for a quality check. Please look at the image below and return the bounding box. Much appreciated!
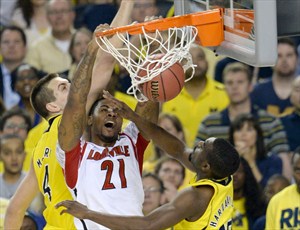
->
[103,91,195,172]
[86,0,134,113]
[58,41,98,151]
[56,185,213,230]
[4,162,39,228]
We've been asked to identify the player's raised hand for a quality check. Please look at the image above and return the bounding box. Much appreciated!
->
[102,90,136,121]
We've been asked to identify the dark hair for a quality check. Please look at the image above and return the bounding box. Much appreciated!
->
[0,107,32,132]
[278,37,298,57]
[154,157,185,181]
[69,27,92,63]
[207,138,240,179]
[30,73,59,119]
[222,62,252,83]
[15,0,34,28]
[142,172,165,193]
[0,133,24,151]
[229,113,267,160]
[0,25,27,46]
[238,157,266,220]
[88,97,105,116]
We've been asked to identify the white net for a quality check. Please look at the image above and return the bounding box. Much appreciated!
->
[96,26,198,101]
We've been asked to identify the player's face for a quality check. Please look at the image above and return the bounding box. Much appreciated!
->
[142,176,162,215]
[0,138,25,175]
[2,116,28,140]
[224,71,252,105]
[275,43,298,77]
[290,78,300,110]
[233,162,245,191]
[293,156,300,193]
[190,137,215,171]
[47,77,70,112]
[92,99,123,144]
[157,160,184,188]
[233,122,257,149]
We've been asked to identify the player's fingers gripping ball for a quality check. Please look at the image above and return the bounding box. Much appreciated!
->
[137,54,185,102]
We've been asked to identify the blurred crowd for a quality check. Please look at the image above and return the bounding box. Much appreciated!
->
[0,0,299,229]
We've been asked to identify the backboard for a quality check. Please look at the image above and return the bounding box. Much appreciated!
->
[174,0,278,67]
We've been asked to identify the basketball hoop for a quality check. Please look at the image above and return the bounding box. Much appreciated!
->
[95,9,224,101]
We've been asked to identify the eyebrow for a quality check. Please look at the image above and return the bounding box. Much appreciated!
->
[100,105,109,108]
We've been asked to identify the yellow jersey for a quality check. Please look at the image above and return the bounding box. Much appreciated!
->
[32,115,75,229]
[266,184,300,230]
[175,177,234,230]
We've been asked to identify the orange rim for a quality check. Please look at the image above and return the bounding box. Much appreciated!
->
[95,9,225,47]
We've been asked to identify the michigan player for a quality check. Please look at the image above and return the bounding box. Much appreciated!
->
[4,1,135,228]
[56,93,240,230]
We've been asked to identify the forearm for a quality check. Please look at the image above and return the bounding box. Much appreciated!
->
[59,43,97,151]
[85,211,151,230]
[130,112,185,159]
[88,0,134,111]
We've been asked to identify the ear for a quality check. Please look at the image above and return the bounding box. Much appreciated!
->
[178,131,184,142]
[87,115,93,126]
[46,102,61,114]
[201,161,211,173]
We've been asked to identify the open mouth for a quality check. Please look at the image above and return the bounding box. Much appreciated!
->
[104,121,114,129]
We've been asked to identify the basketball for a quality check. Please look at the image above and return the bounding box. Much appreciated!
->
[137,58,185,102]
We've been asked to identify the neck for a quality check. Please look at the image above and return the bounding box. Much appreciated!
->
[228,98,251,121]
[273,72,296,83]
[91,135,117,147]
[3,60,23,72]
[52,30,72,40]
[184,75,207,99]
[273,73,296,99]
[3,171,22,184]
